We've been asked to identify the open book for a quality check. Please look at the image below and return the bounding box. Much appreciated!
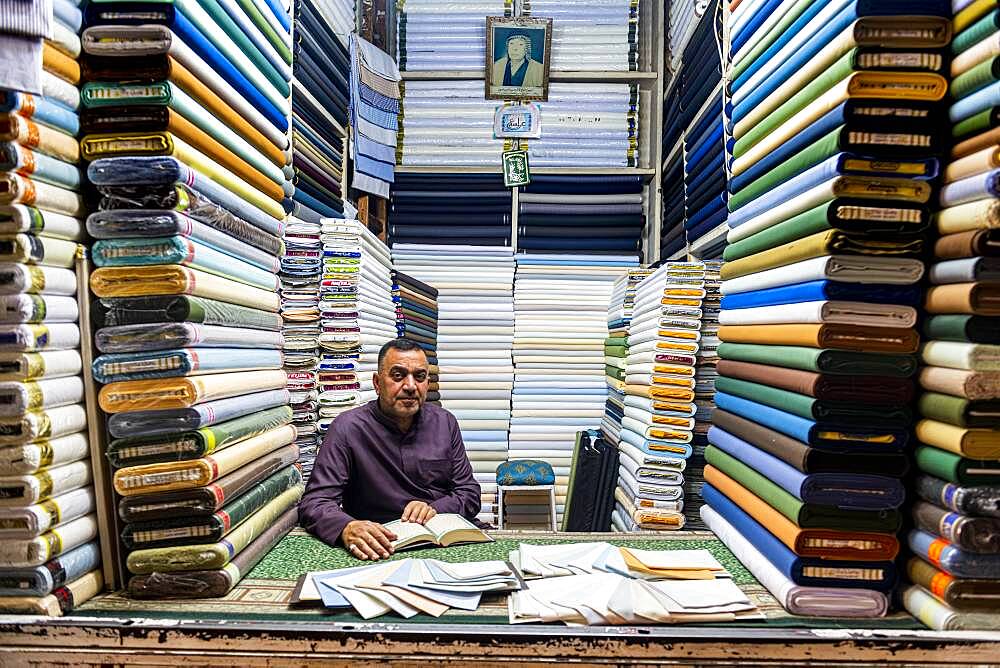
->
[383,513,492,550]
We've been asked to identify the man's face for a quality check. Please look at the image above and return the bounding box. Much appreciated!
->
[374,348,429,420]
[507,38,528,61]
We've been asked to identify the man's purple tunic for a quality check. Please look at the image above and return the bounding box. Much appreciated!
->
[300,400,482,546]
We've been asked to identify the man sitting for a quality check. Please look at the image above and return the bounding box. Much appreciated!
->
[300,338,482,560]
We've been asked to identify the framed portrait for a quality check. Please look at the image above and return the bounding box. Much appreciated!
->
[485,16,552,102]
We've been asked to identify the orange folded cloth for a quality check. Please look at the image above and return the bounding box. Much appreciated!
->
[925,283,1000,316]
[718,324,920,353]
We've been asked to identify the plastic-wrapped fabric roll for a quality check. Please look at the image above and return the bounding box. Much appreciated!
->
[92,347,284,383]
[92,236,279,290]
[106,405,293,467]
[86,208,282,259]
[917,475,1000,518]
[907,557,1000,610]
[0,569,103,616]
[99,369,287,413]
[0,404,87,446]
[0,432,88,474]
[92,295,282,331]
[0,294,78,323]
[126,504,296,598]
[0,92,80,137]
[0,459,92,506]
[106,387,290,438]
[912,500,1000,553]
[113,424,297,496]
[0,233,78,269]
[122,465,301,549]
[125,483,302,573]
[0,114,80,164]
[0,324,79,352]
[0,486,95,538]
[0,350,83,384]
[0,263,76,295]
[0,174,85,218]
[0,205,82,241]
[0,142,82,190]
[116,443,299,522]
[0,377,83,416]
[95,323,283,354]
[90,265,280,312]
[0,540,99,596]
[908,529,1000,578]
[0,513,97,568]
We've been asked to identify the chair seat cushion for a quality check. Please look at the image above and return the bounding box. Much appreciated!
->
[496,459,555,485]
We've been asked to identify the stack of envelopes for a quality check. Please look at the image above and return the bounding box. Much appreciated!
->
[300,557,521,618]
[602,269,653,445]
[519,0,639,72]
[315,219,396,434]
[509,253,635,528]
[349,34,401,198]
[683,260,722,530]
[80,0,303,597]
[0,0,102,616]
[517,175,645,253]
[509,542,761,625]
[280,217,322,481]
[613,263,710,532]
[290,0,350,222]
[391,243,516,526]
[396,0,511,72]
[902,0,1000,630]
[391,269,439,403]
[708,0,953,616]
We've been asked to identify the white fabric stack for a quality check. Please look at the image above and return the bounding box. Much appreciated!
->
[396,0,509,72]
[520,0,639,72]
[316,220,396,434]
[668,0,712,74]
[602,269,653,444]
[391,244,515,526]
[509,254,631,528]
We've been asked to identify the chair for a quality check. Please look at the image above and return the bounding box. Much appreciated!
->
[495,459,557,531]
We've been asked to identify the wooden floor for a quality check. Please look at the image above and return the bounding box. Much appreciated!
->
[2,616,1000,666]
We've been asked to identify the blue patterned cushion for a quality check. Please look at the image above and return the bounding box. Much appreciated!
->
[496,459,554,486]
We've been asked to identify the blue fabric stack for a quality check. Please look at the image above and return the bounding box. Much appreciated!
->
[390,173,512,246]
[517,175,645,253]
[0,0,102,616]
[703,0,952,617]
[349,33,401,198]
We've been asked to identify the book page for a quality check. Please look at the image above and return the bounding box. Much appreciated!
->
[424,513,479,540]
[383,519,436,547]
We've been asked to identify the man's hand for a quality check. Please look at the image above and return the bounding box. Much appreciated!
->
[342,520,396,561]
[401,500,437,524]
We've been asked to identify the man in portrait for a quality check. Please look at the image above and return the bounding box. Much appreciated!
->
[491,33,544,89]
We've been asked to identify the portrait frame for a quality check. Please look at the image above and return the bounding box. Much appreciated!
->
[485,16,553,102]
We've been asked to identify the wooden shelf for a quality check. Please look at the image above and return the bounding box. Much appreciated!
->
[396,165,657,180]
[400,71,657,82]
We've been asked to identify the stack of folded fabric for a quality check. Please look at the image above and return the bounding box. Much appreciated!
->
[521,0,639,72]
[707,0,951,617]
[391,243,515,526]
[680,8,725,255]
[389,173,512,246]
[316,219,396,434]
[391,269,440,404]
[349,34,401,198]
[80,0,303,597]
[660,148,687,260]
[517,175,645,253]
[602,269,653,445]
[0,0,103,618]
[396,0,510,72]
[902,3,1000,627]
[290,0,351,222]
[611,262,708,533]
[509,253,635,528]
[280,217,322,481]
[683,259,722,529]
[397,81,639,168]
